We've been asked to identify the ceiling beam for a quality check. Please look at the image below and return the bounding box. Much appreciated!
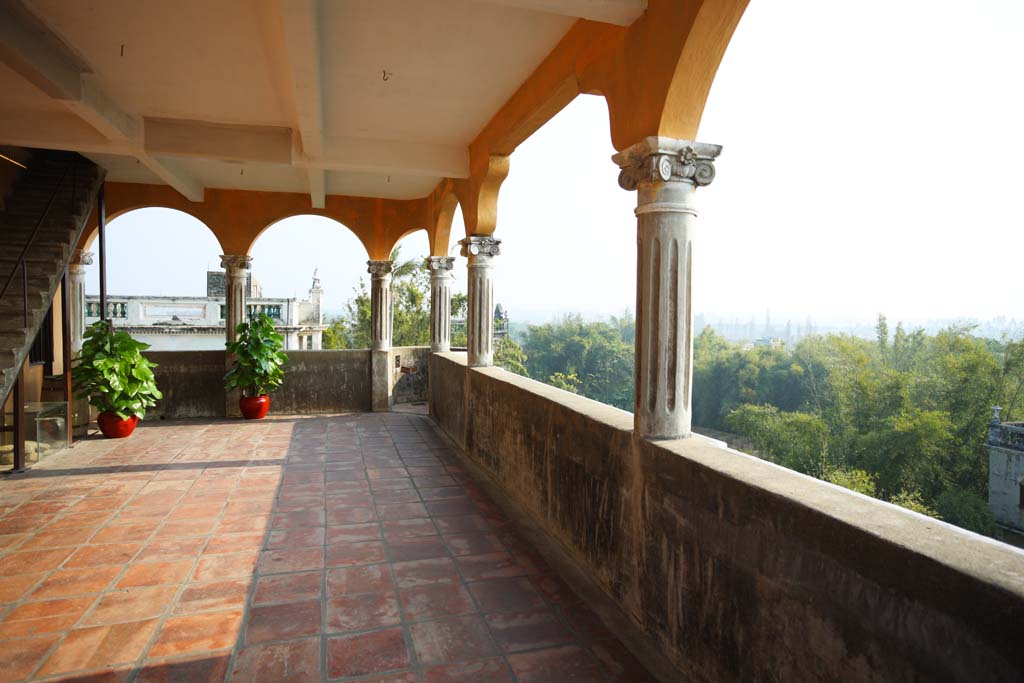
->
[315,137,469,178]
[137,154,205,203]
[144,118,292,164]
[469,0,646,26]
[279,0,326,207]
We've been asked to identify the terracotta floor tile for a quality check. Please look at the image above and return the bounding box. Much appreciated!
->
[231,637,320,682]
[202,533,265,555]
[149,609,244,658]
[417,487,466,501]
[425,499,478,517]
[423,657,514,683]
[468,577,547,613]
[431,515,492,535]
[530,574,584,605]
[444,532,505,557]
[387,535,449,562]
[253,571,322,605]
[216,515,269,534]
[90,523,155,544]
[65,543,142,568]
[5,634,60,681]
[381,518,437,539]
[326,506,376,525]
[258,547,324,575]
[117,560,193,588]
[245,600,321,644]
[326,522,381,544]
[270,510,324,529]
[136,537,207,563]
[392,557,460,589]
[0,596,96,637]
[371,489,420,504]
[455,553,529,581]
[376,502,429,521]
[266,526,324,550]
[45,513,111,530]
[399,583,476,622]
[507,645,605,682]
[0,573,45,603]
[486,608,576,653]
[81,585,177,625]
[156,518,218,537]
[326,591,400,632]
[409,615,499,666]
[0,548,73,575]
[136,652,231,683]
[19,526,97,550]
[327,628,409,679]
[174,579,250,614]
[191,551,258,581]
[37,619,159,676]
[325,540,386,568]
[326,563,393,597]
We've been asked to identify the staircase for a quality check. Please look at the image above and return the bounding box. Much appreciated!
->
[0,150,105,405]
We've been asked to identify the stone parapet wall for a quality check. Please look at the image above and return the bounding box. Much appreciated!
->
[428,352,1024,682]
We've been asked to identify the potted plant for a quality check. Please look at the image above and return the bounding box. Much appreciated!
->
[73,320,163,438]
[224,313,287,419]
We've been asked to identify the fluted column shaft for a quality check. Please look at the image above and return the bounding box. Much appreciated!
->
[68,250,93,354]
[461,236,500,367]
[221,255,252,346]
[615,138,720,440]
[368,261,393,351]
[427,257,455,352]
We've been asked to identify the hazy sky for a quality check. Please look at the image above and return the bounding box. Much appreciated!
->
[86,0,1024,326]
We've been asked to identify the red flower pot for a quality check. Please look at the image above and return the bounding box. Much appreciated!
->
[96,412,139,439]
[240,394,270,420]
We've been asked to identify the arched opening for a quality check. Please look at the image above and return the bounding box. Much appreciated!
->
[496,93,635,404]
[81,207,224,350]
[248,215,368,351]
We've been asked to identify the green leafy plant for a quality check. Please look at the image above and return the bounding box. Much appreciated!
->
[224,313,288,396]
[73,321,163,419]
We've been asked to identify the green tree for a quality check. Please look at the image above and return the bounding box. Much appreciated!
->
[495,337,529,376]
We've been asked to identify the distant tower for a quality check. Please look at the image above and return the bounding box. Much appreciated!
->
[309,268,323,324]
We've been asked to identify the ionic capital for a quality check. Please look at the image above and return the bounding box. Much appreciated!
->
[220,254,252,272]
[367,260,394,276]
[425,256,455,273]
[613,137,721,191]
[459,235,501,258]
[70,249,94,268]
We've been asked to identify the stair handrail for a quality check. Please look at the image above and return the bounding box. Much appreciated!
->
[0,157,78,327]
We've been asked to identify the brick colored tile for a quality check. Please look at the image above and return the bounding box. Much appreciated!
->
[216,515,270,534]
[137,652,231,683]
[326,506,376,525]
[137,537,206,563]
[382,518,437,539]
[38,619,159,676]
[149,610,244,658]
[507,646,604,682]
[0,573,46,602]
[486,608,575,653]
[174,579,250,614]
[231,637,320,682]
[167,503,225,520]
[246,600,321,644]
[270,510,324,529]
[469,577,547,612]
[81,585,177,625]
[443,532,504,557]
[418,487,466,501]
[367,489,418,504]
[90,523,155,543]
[424,657,514,683]
[409,615,498,666]
[431,515,491,535]
[326,522,380,544]
[392,557,460,589]
[325,540,385,567]
[258,547,324,574]
[192,551,258,581]
[203,533,264,555]
[156,518,218,537]
[426,499,478,517]
[326,563,393,597]
[44,511,112,530]
[326,591,400,632]
[266,526,324,550]
[399,583,476,621]
[376,502,429,521]
[387,535,449,562]
[253,571,322,605]
[19,525,97,550]
[455,553,529,581]
[0,548,73,575]
[5,634,60,681]
[117,560,193,588]
[0,596,96,637]
[327,628,409,679]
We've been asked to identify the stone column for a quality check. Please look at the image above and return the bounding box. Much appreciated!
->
[68,249,93,354]
[426,256,455,352]
[614,137,720,440]
[221,254,252,345]
[312,330,322,350]
[460,236,500,367]
[368,260,393,351]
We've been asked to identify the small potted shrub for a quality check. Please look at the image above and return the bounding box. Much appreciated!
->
[224,313,287,419]
[73,320,163,438]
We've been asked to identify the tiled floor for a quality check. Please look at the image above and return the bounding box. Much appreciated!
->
[0,413,657,682]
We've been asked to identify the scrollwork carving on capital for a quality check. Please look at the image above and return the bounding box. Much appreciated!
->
[220,254,252,272]
[615,142,719,191]
[367,260,394,276]
[70,249,94,268]
[425,256,455,272]
[459,235,501,258]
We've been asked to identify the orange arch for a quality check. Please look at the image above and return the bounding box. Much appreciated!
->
[250,214,370,260]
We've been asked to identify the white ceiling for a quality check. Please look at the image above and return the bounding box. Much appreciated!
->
[0,0,644,202]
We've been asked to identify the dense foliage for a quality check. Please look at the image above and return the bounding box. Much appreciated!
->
[224,313,288,396]
[74,321,163,419]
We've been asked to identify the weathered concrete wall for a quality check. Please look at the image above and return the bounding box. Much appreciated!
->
[429,352,1024,682]
[146,350,371,417]
[391,346,429,405]
[989,446,1024,530]
[147,351,225,419]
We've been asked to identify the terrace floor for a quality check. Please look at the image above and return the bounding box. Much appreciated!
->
[0,413,656,682]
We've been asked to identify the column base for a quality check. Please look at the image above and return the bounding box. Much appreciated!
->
[370,349,393,412]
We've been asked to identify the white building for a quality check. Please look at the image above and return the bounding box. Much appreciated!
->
[85,270,326,351]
